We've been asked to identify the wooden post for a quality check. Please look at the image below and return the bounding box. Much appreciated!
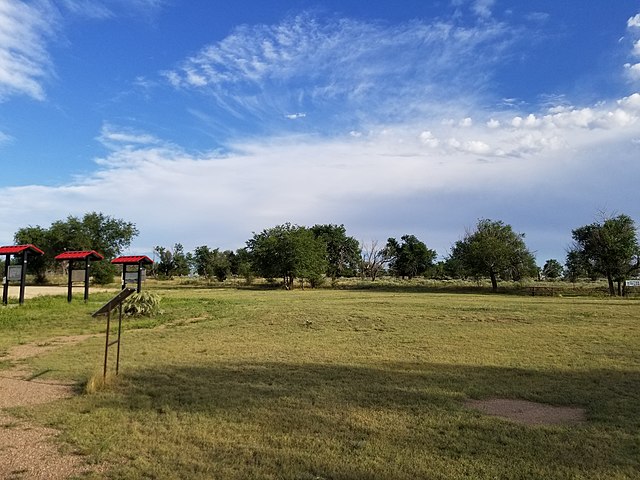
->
[84,258,90,302]
[18,251,27,305]
[2,254,9,305]
[136,262,142,293]
[67,261,73,303]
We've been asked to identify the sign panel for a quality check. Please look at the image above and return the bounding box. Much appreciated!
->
[625,279,640,287]
[71,269,86,282]
[124,269,146,284]
[7,265,22,282]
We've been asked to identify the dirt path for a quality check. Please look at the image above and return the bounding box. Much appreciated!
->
[4,285,116,300]
[0,335,102,479]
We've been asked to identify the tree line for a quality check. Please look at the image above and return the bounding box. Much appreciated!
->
[7,211,640,296]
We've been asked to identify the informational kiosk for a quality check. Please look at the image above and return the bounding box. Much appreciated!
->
[111,255,153,293]
[0,244,45,305]
[54,250,104,303]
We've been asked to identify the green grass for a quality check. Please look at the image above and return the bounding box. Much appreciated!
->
[1,288,639,479]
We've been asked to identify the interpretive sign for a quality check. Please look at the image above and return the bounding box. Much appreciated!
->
[124,269,146,284]
[112,256,153,293]
[626,279,640,287]
[1,244,44,305]
[54,250,104,302]
[7,265,22,282]
[71,269,86,283]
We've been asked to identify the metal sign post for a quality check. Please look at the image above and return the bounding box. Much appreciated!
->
[93,288,135,378]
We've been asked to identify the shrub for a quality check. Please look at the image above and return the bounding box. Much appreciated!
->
[122,291,163,317]
[92,262,117,285]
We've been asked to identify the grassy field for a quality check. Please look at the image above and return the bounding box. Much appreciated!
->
[1,286,639,479]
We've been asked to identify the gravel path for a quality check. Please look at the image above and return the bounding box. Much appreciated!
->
[4,285,115,300]
[0,335,102,479]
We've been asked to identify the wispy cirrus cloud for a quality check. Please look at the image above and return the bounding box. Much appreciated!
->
[0,0,169,102]
[0,0,59,101]
[98,123,163,149]
[162,13,521,129]
[58,0,167,19]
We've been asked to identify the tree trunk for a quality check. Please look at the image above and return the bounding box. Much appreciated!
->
[489,271,498,292]
[617,280,622,297]
[607,274,615,296]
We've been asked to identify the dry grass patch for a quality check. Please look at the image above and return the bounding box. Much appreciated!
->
[465,398,587,425]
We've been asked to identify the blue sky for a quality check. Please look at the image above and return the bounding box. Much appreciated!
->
[1,0,640,264]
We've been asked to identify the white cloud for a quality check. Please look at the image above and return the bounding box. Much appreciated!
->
[473,0,495,19]
[0,0,170,102]
[0,0,59,101]
[2,91,640,261]
[1,88,640,263]
[419,131,440,148]
[0,130,11,145]
[98,124,163,150]
[625,62,640,81]
[628,13,640,28]
[618,92,640,110]
[58,0,113,19]
[463,140,491,154]
[2,8,640,264]
[59,0,166,18]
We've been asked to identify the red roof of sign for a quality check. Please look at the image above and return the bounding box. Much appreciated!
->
[111,255,153,265]
[0,244,45,256]
[54,250,104,261]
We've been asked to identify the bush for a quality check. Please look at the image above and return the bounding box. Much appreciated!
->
[92,262,117,285]
[122,291,163,317]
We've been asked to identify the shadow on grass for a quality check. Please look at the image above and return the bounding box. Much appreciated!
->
[114,361,640,428]
[85,361,640,479]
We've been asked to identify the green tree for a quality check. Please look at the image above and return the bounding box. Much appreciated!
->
[233,248,254,284]
[542,259,563,280]
[154,246,175,278]
[246,223,327,289]
[14,212,138,284]
[11,225,50,283]
[153,243,189,278]
[386,234,437,279]
[191,246,233,282]
[449,219,537,292]
[568,214,639,296]
[310,224,361,279]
